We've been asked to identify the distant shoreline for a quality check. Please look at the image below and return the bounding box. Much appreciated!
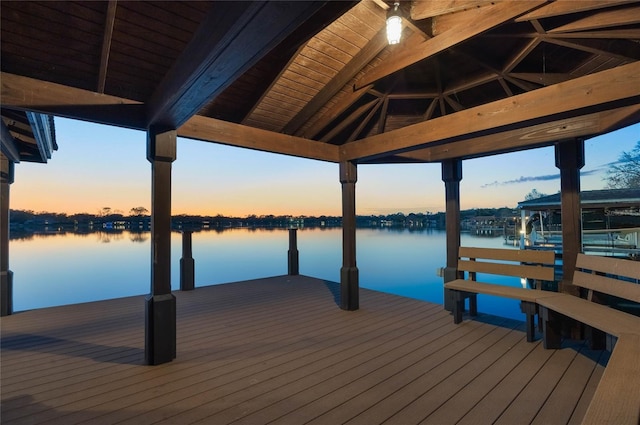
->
[9,206,518,233]
[9,207,523,242]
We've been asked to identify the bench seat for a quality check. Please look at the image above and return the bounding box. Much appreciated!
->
[446,279,559,343]
[581,333,640,425]
[445,279,556,302]
[538,293,640,340]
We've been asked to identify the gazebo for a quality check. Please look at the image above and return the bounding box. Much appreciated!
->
[1,0,639,368]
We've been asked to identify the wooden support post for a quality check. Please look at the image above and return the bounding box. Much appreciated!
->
[288,228,299,276]
[340,161,359,311]
[1,154,14,316]
[442,159,462,311]
[520,301,538,343]
[145,128,177,365]
[180,230,194,291]
[540,306,562,349]
[555,139,584,296]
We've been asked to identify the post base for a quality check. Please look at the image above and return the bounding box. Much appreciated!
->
[443,267,460,311]
[145,293,176,365]
[340,266,359,311]
[1,270,13,316]
[180,258,195,291]
[288,250,299,276]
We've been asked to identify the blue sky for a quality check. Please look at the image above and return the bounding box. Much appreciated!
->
[10,118,639,216]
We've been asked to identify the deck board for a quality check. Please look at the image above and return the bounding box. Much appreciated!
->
[1,275,607,425]
[532,347,607,425]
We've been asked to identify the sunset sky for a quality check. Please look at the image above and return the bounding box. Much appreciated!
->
[10,118,639,217]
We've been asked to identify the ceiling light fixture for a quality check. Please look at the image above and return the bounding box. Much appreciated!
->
[386,2,402,45]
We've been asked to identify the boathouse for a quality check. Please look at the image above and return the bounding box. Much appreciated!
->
[2,1,640,423]
[518,188,640,256]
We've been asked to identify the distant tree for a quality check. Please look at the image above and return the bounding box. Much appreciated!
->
[605,141,640,189]
[9,209,35,224]
[524,189,548,201]
[129,206,149,216]
[99,207,112,217]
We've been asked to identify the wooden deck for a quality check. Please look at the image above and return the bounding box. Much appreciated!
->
[1,275,609,425]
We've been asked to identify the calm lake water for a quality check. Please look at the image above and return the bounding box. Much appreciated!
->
[10,228,524,319]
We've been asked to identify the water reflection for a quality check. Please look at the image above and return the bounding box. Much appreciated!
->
[129,233,149,243]
[10,229,150,243]
[10,227,522,320]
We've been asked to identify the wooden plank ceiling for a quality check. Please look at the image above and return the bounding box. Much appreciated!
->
[1,0,639,164]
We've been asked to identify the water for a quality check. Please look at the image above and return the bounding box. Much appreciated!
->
[9,228,524,319]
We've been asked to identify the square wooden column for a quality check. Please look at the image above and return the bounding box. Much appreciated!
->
[442,159,462,311]
[146,128,177,365]
[555,139,584,295]
[340,160,358,311]
[1,154,14,316]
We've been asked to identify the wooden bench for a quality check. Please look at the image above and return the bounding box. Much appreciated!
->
[581,333,640,425]
[446,250,640,423]
[535,254,640,425]
[444,247,557,342]
[537,253,640,349]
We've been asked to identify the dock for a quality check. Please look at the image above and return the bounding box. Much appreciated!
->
[2,276,608,425]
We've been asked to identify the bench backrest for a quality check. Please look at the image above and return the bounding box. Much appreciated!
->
[574,253,640,303]
[458,247,556,285]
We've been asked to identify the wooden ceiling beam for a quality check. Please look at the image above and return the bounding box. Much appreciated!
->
[179,115,339,163]
[423,98,439,120]
[503,37,541,73]
[548,29,640,39]
[430,1,524,36]
[294,28,426,139]
[0,73,341,162]
[529,19,546,35]
[444,71,499,96]
[299,85,373,139]
[498,78,514,97]
[443,95,464,112]
[97,0,117,94]
[451,48,537,92]
[340,61,640,161]
[545,37,640,62]
[439,96,447,116]
[547,5,640,33]
[395,105,640,162]
[377,97,390,134]
[320,99,379,143]
[347,99,382,142]
[283,27,388,136]
[354,1,548,91]
[145,1,327,129]
[483,28,640,39]
[0,73,146,129]
[387,92,439,100]
[508,73,573,86]
[411,1,500,20]
[503,75,539,92]
[516,0,631,22]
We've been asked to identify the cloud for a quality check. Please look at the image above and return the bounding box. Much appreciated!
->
[481,169,601,188]
[481,173,559,188]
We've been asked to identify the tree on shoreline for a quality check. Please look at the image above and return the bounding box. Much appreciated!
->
[129,206,149,216]
[605,141,640,189]
[524,188,548,201]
